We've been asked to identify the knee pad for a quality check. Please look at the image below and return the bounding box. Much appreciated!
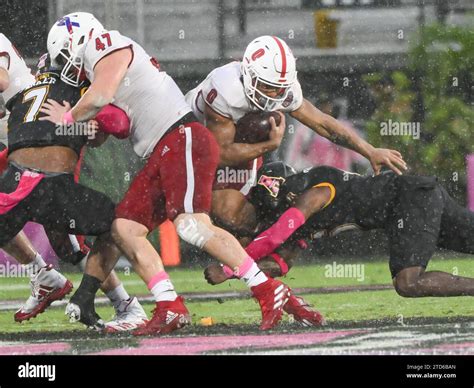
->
[175,214,214,249]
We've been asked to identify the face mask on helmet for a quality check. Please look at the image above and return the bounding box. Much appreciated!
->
[243,66,292,111]
[249,71,292,111]
[56,45,87,87]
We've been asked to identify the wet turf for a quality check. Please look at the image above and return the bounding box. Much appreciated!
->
[1,258,473,354]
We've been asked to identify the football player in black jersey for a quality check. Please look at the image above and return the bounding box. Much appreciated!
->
[206,162,474,299]
[0,55,146,330]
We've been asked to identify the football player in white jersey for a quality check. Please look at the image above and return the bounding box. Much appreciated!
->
[41,12,293,334]
[0,39,145,331]
[185,35,408,326]
[0,33,36,144]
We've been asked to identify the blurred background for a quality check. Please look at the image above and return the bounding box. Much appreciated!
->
[0,0,472,265]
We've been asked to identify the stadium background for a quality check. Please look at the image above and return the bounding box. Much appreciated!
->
[0,0,472,265]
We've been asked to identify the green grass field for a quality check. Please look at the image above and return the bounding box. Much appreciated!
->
[1,257,473,334]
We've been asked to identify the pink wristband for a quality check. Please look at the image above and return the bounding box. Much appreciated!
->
[63,110,75,124]
[269,253,289,276]
[222,265,235,279]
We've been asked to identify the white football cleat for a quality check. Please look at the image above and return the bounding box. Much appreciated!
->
[104,297,148,333]
[15,264,73,322]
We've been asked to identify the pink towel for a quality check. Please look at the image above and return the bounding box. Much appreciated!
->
[0,171,44,214]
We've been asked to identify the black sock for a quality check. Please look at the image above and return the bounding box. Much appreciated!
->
[70,274,102,306]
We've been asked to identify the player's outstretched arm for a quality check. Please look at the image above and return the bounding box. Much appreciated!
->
[205,104,285,166]
[291,98,408,175]
[204,244,299,284]
[245,185,331,261]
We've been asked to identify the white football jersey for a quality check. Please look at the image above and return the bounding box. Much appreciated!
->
[83,30,191,158]
[185,61,303,124]
[0,34,35,145]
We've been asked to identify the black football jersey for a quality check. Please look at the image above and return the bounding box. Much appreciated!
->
[262,166,400,240]
[6,71,89,155]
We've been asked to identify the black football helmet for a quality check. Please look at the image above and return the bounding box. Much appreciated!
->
[249,161,296,217]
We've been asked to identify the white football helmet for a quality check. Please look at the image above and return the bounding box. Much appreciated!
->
[241,36,297,111]
[47,12,105,87]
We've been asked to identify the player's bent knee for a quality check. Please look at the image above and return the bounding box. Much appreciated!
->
[174,213,214,249]
[112,218,149,241]
[393,267,425,297]
[393,276,419,298]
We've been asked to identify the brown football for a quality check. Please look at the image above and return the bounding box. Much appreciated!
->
[234,111,281,144]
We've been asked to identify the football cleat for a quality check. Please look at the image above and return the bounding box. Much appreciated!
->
[14,264,73,322]
[251,278,290,330]
[104,297,148,334]
[284,293,326,327]
[133,296,190,336]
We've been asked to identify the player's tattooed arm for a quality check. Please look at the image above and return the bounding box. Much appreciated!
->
[291,99,407,175]
[205,104,285,166]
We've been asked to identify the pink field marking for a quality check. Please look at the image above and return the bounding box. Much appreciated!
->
[94,330,364,355]
[0,342,70,355]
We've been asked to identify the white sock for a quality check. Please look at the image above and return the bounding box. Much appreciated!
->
[241,262,268,288]
[150,279,178,302]
[106,284,130,309]
[23,253,47,277]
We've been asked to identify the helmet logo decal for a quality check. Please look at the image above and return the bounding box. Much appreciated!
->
[56,17,80,34]
[258,175,285,198]
[251,48,265,61]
